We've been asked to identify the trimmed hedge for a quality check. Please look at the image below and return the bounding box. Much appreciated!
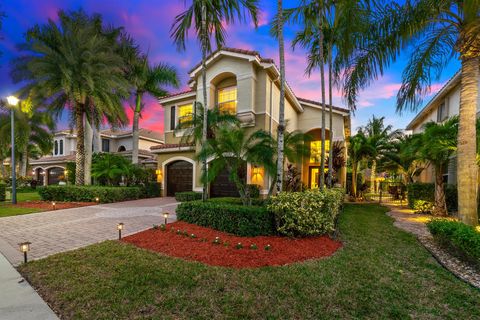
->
[38,185,144,203]
[142,182,162,198]
[175,191,202,202]
[407,183,458,213]
[177,200,276,236]
[208,197,268,206]
[427,219,480,268]
[268,188,345,237]
[0,184,5,202]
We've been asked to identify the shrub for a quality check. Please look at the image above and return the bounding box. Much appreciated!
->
[175,191,202,202]
[427,219,480,268]
[407,183,458,214]
[268,188,345,237]
[141,182,162,198]
[0,183,5,202]
[413,200,434,214]
[37,185,143,203]
[207,197,268,206]
[66,162,76,185]
[246,184,260,198]
[177,200,276,236]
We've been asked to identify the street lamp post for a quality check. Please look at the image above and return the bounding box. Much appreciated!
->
[7,96,19,205]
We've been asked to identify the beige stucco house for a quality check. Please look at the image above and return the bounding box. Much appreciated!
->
[30,128,162,185]
[406,71,474,185]
[151,48,351,197]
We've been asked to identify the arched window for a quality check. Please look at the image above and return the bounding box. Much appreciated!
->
[54,140,58,155]
[59,140,64,155]
[117,145,126,152]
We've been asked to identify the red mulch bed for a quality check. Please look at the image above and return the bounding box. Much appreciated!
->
[122,221,342,268]
[13,201,95,211]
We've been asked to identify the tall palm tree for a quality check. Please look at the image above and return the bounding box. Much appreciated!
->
[360,116,400,193]
[122,38,179,164]
[276,0,287,193]
[11,10,129,185]
[382,134,424,184]
[343,1,480,225]
[171,0,259,201]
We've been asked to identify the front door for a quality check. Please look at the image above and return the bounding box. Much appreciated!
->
[309,166,321,189]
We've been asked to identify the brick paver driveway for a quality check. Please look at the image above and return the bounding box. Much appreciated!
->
[0,197,179,266]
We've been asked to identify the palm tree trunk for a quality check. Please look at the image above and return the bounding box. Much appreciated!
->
[20,144,28,177]
[132,92,142,164]
[92,124,101,153]
[75,104,85,185]
[457,56,479,226]
[370,159,376,193]
[84,117,93,185]
[276,0,286,194]
[0,157,6,178]
[327,42,334,188]
[351,161,357,198]
[201,3,209,201]
[319,21,326,191]
[433,165,447,216]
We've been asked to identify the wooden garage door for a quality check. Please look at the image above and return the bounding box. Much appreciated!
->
[210,162,246,198]
[166,160,193,196]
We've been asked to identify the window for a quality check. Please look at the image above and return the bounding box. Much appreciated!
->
[54,140,58,155]
[59,140,63,155]
[170,106,176,130]
[218,86,237,114]
[101,139,110,152]
[437,100,449,122]
[309,140,330,163]
[178,103,193,126]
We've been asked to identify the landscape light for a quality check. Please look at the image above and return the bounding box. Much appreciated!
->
[52,202,56,210]
[117,223,124,240]
[19,241,31,263]
[163,212,169,225]
[95,197,100,203]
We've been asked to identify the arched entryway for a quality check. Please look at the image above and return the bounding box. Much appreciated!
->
[117,145,126,152]
[34,168,45,186]
[210,160,247,198]
[47,167,65,185]
[166,160,193,196]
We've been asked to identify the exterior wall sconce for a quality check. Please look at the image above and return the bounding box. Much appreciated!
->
[117,223,124,240]
[19,241,31,263]
[155,169,163,182]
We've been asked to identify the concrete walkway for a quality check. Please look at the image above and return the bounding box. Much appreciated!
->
[0,197,179,266]
[0,252,58,319]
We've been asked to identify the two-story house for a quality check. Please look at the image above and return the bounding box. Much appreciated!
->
[150,48,351,197]
[406,71,474,185]
[30,128,163,185]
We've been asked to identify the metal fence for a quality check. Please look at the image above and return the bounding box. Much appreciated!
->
[364,181,407,206]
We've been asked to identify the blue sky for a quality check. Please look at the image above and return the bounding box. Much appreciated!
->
[0,0,460,133]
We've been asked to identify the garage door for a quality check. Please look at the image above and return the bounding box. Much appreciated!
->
[166,160,193,196]
[210,162,246,198]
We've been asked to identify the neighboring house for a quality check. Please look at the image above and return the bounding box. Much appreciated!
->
[406,71,472,185]
[30,128,163,185]
[151,48,351,197]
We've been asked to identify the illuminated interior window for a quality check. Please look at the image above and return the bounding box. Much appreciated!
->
[178,104,193,126]
[309,140,330,163]
[218,86,237,114]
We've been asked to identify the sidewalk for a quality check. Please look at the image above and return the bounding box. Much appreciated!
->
[0,253,58,320]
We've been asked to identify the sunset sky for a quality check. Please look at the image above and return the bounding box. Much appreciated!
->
[0,0,460,134]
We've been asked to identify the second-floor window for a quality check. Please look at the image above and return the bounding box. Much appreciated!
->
[54,140,58,155]
[309,140,330,163]
[178,103,193,126]
[59,140,63,155]
[437,100,449,122]
[218,86,237,114]
[101,139,110,152]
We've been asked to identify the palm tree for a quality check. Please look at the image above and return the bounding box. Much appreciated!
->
[123,38,179,164]
[171,0,259,200]
[382,134,424,184]
[343,1,480,225]
[11,10,129,185]
[276,0,287,194]
[198,125,275,205]
[359,116,400,193]
[414,117,458,216]
[348,131,373,198]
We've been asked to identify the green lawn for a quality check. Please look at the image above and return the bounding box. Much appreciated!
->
[0,190,42,217]
[18,204,480,319]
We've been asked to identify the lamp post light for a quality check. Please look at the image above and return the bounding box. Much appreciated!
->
[7,96,19,205]
[117,222,124,240]
[19,241,31,263]
[163,212,169,225]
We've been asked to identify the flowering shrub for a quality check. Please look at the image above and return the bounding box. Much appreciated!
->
[413,200,434,214]
[268,188,345,237]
